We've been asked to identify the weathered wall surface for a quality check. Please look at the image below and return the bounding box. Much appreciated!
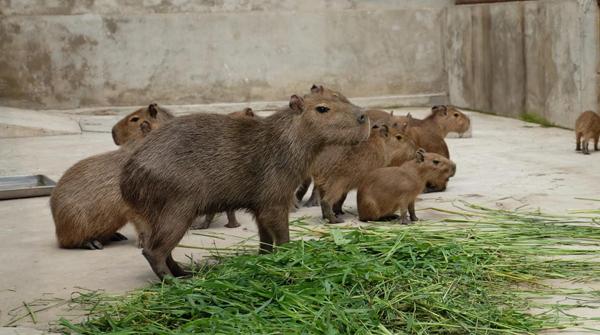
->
[446,0,599,128]
[0,0,451,109]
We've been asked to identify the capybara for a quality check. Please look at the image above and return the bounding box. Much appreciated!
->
[357,149,456,223]
[191,107,258,230]
[120,88,370,279]
[295,85,357,204]
[312,122,416,224]
[50,104,169,250]
[575,111,600,155]
[112,103,174,146]
[407,105,470,138]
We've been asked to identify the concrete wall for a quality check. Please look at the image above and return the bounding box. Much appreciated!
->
[446,0,599,128]
[1,0,598,129]
[0,0,451,109]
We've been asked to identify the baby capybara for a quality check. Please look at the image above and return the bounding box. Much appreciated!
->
[112,103,174,146]
[50,104,168,250]
[191,107,258,229]
[312,122,416,224]
[575,110,600,155]
[120,88,370,279]
[357,149,456,223]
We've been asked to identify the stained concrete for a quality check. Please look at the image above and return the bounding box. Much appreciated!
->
[0,108,598,332]
[0,107,81,138]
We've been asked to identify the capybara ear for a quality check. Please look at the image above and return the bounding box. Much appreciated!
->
[416,148,426,162]
[310,84,324,94]
[379,124,389,137]
[432,105,448,116]
[407,112,413,120]
[390,110,395,117]
[140,120,152,134]
[289,95,304,112]
[243,107,255,117]
[148,103,159,118]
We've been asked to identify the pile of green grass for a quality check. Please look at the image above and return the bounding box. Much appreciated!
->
[61,203,600,334]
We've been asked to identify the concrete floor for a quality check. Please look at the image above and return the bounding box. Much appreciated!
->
[0,108,599,332]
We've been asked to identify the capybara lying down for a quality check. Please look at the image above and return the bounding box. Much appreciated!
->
[112,103,174,145]
[120,88,370,279]
[311,122,415,224]
[357,149,456,223]
[191,108,258,229]
[575,110,600,155]
[51,104,170,250]
[407,105,471,138]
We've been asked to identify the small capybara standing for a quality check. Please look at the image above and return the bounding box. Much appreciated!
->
[357,149,456,223]
[575,111,600,155]
[120,88,370,279]
[112,103,174,145]
[191,107,258,229]
[51,104,168,250]
[311,122,415,224]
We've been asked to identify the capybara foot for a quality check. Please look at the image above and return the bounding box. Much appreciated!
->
[410,214,419,222]
[401,216,411,225]
[333,208,345,215]
[224,221,241,228]
[190,216,210,230]
[110,232,128,241]
[83,240,104,250]
[326,216,345,224]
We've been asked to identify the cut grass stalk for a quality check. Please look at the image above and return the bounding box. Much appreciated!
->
[60,203,599,334]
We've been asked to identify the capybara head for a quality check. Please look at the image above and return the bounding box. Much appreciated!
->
[111,103,174,146]
[431,105,470,135]
[292,86,370,145]
[414,150,456,192]
[386,122,417,165]
[229,107,256,118]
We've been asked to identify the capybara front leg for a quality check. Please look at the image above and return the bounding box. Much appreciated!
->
[224,211,240,228]
[257,206,290,249]
[332,192,347,216]
[408,202,419,222]
[576,132,582,151]
[256,222,274,254]
[142,248,171,280]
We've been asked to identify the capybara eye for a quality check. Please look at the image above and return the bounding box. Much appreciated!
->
[316,106,330,114]
[396,135,403,140]
[433,160,440,165]
[454,113,459,117]
[130,116,140,123]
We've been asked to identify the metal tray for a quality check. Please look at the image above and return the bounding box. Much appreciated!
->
[0,175,57,200]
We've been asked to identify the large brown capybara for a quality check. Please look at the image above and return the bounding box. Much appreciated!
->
[357,149,456,223]
[575,110,600,155]
[120,88,370,279]
[51,104,169,250]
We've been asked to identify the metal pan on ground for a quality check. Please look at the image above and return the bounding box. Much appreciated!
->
[0,175,56,200]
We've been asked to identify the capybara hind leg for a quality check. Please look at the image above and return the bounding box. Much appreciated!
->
[333,192,347,216]
[408,202,418,222]
[110,232,128,241]
[576,132,582,151]
[295,178,312,202]
[321,199,343,224]
[304,188,320,207]
[166,254,190,277]
[224,211,240,228]
[583,139,591,155]
[595,136,599,151]
[142,248,171,279]
[83,240,104,250]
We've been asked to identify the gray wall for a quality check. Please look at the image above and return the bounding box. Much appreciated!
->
[0,0,450,109]
[0,0,598,128]
[446,0,599,128]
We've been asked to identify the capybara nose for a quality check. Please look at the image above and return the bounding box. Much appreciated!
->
[357,114,367,124]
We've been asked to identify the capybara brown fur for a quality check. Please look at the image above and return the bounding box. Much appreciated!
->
[575,111,600,155]
[191,108,258,230]
[51,104,171,250]
[357,150,456,223]
[311,122,416,224]
[50,147,146,250]
[112,103,174,146]
[407,105,470,138]
[120,88,370,279]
